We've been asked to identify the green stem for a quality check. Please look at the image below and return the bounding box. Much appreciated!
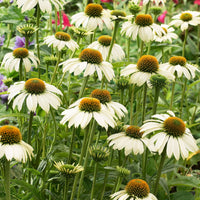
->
[50,51,61,84]
[191,94,199,124]
[36,4,41,78]
[170,78,176,110]
[59,10,62,31]
[145,2,150,14]
[55,8,58,32]
[28,111,34,145]
[153,147,166,195]
[114,177,122,192]
[19,59,23,81]
[120,89,124,105]
[100,148,113,200]
[142,83,147,123]
[142,147,148,180]
[4,160,11,200]
[48,109,57,154]
[139,41,144,57]
[106,21,119,62]
[46,64,49,81]
[152,87,160,115]
[180,78,187,118]
[6,24,12,48]
[90,162,98,200]
[68,127,76,164]
[130,85,135,125]
[197,25,200,65]
[25,36,29,49]
[182,29,188,57]
[78,76,89,98]
[147,41,151,55]
[77,120,96,200]
[70,127,90,200]
[63,177,69,200]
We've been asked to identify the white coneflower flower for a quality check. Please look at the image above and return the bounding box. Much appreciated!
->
[71,3,113,31]
[1,48,39,72]
[160,56,199,80]
[8,78,62,113]
[121,55,174,87]
[111,179,158,200]
[90,89,127,119]
[169,11,200,31]
[54,161,83,176]
[88,35,125,61]
[59,48,115,82]
[60,97,116,130]
[44,32,79,51]
[110,10,128,21]
[16,0,64,14]
[107,125,149,156]
[140,111,199,160]
[121,14,164,42]
[0,125,33,163]
[154,24,178,43]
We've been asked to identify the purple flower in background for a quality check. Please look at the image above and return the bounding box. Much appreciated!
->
[0,74,8,104]
[9,0,13,3]
[13,36,34,49]
[0,35,5,46]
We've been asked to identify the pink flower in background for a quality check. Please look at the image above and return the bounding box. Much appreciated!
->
[52,11,72,29]
[194,0,200,5]
[173,0,179,4]
[158,11,167,23]
[101,0,113,2]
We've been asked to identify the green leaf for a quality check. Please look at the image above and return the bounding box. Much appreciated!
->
[170,191,194,200]
[168,174,200,189]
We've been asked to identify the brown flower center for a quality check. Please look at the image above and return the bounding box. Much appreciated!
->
[169,56,186,66]
[25,78,46,94]
[125,179,150,198]
[180,12,192,21]
[90,89,111,104]
[125,126,143,139]
[79,48,103,64]
[0,125,22,144]
[79,98,101,112]
[85,3,103,17]
[164,117,186,137]
[13,48,29,58]
[137,55,159,73]
[55,32,71,41]
[135,14,153,26]
[98,35,112,46]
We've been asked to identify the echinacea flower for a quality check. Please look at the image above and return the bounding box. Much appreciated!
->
[154,24,178,43]
[0,125,33,162]
[54,161,83,176]
[13,36,34,49]
[88,35,125,61]
[60,97,116,130]
[121,55,174,87]
[60,48,115,82]
[44,32,79,51]
[71,3,113,31]
[8,78,62,113]
[90,89,127,119]
[16,0,64,14]
[140,111,199,160]
[111,179,157,200]
[132,0,165,6]
[194,0,200,5]
[160,56,199,80]
[107,125,149,156]
[89,145,110,162]
[1,48,39,72]
[121,14,164,42]
[169,11,200,31]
